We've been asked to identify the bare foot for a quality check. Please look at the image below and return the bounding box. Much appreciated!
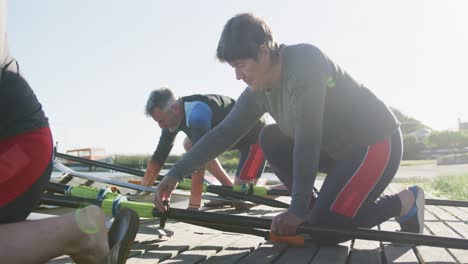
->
[67,205,110,264]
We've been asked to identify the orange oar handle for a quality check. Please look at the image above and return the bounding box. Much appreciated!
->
[268,232,305,247]
[128,180,142,185]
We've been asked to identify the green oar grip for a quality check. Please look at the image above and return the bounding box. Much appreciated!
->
[232,185,268,196]
[102,198,154,218]
[70,186,119,200]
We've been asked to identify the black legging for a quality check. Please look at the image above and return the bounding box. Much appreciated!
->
[259,124,403,243]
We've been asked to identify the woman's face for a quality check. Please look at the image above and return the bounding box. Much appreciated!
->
[228,46,273,92]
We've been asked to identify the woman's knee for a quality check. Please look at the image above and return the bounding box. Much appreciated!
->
[259,124,283,154]
[183,137,192,151]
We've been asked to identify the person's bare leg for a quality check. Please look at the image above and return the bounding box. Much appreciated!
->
[183,137,206,209]
[205,158,233,186]
[183,137,232,186]
[0,205,109,264]
[188,168,205,209]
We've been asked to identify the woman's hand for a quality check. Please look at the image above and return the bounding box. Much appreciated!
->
[271,211,304,236]
[153,176,178,212]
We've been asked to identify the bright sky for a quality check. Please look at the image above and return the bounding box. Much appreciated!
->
[5,0,468,155]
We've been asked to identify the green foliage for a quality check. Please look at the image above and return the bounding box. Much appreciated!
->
[425,130,468,148]
[429,175,468,200]
[113,154,150,169]
[399,159,435,166]
[390,107,429,135]
[113,151,240,170]
[217,150,240,171]
[437,153,468,165]
[402,175,468,200]
[217,150,240,162]
[403,135,426,160]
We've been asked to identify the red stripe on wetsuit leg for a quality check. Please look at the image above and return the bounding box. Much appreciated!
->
[239,143,265,181]
[330,138,390,218]
[0,127,53,206]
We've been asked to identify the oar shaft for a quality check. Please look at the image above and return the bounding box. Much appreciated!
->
[41,186,468,250]
[151,207,468,250]
[426,198,468,207]
[41,193,101,208]
[55,153,468,208]
[55,152,166,180]
[207,185,289,208]
[46,182,70,195]
[266,189,289,196]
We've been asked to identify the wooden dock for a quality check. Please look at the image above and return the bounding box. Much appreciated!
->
[46,182,468,264]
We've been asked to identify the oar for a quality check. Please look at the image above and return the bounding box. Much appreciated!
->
[53,161,156,192]
[46,181,121,200]
[55,152,148,177]
[127,178,290,208]
[56,152,468,208]
[45,181,248,207]
[41,192,101,208]
[40,186,468,250]
[152,207,468,250]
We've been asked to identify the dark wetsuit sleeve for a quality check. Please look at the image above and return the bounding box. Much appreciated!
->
[288,49,330,219]
[187,102,212,145]
[166,88,266,180]
[151,128,177,165]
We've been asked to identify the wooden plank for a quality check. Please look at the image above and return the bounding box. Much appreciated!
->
[380,221,420,264]
[424,207,438,222]
[426,206,459,221]
[425,221,468,263]
[133,221,191,244]
[385,183,400,195]
[202,234,264,264]
[236,241,288,264]
[439,206,468,222]
[127,224,220,264]
[274,241,319,264]
[445,221,468,263]
[128,221,196,260]
[460,207,468,214]
[446,222,468,238]
[349,227,382,264]
[383,184,396,195]
[310,241,351,264]
[391,183,407,193]
[159,233,243,264]
[413,227,457,264]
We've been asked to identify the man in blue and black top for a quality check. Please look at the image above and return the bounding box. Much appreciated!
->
[142,88,266,209]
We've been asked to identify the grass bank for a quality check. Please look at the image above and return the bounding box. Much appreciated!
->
[400,174,468,200]
[399,160,436,166]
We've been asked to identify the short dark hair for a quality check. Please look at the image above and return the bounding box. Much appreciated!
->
[216,13,279,62]
[145,88,175,116]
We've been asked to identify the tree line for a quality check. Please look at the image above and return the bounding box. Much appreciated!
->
[114,107,468,169]
[392,108,468,160]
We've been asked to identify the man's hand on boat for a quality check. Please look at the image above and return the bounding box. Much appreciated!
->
[154,175,179,211]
